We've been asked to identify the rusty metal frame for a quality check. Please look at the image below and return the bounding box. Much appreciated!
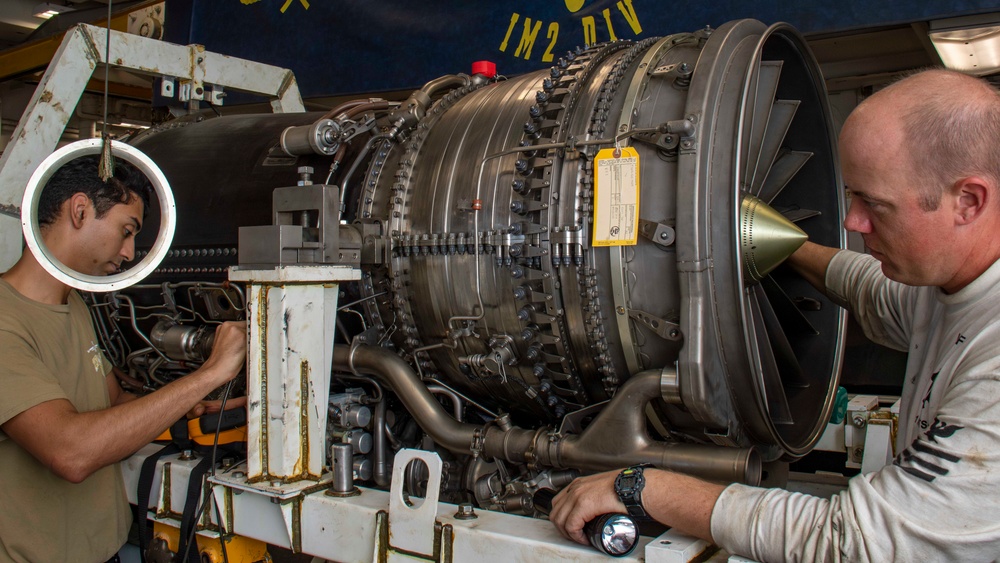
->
[0,22,305,269]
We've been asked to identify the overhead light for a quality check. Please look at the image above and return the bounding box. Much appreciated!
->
[32,2,73,19]
[115,120,151,130]
[929,14,1000,75]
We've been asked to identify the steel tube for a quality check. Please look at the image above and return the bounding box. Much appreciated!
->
[331,443,355,494]
[336,346,759,484]
[371,397,390,487]
[334,345,478,452]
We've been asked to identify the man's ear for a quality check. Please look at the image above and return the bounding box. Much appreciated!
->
[953,177,990,226]
[67,193,91,228]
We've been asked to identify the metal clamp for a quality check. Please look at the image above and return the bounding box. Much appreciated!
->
[470,427,486,460]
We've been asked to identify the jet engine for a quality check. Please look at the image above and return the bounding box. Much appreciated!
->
[89,19,844,514]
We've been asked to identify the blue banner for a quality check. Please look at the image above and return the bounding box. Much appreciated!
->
[175,0,1000,97]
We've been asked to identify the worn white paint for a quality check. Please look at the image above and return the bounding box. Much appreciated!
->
[237,275,340,481]
[0,23,305,270]
[122,450,658,562]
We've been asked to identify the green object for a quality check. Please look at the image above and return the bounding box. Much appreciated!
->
[829,386,849,425]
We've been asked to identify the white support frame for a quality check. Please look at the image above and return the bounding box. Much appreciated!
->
[230,266,359,482]
[125,447,717,563]
[0,23,305,270]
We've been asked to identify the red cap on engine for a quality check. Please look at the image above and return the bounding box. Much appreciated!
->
[472,61,497,79]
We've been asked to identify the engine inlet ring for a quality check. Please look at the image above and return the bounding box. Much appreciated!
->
[21,138,176,292]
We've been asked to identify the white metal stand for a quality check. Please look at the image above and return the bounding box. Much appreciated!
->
[229,265,359,482]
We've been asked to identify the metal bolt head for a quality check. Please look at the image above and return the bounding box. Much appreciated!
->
[455,502,478,520]
[852,415,867,428]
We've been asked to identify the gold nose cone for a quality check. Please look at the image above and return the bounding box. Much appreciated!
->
[740,194,808,283]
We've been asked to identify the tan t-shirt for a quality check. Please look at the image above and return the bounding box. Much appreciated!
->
[0,279,131,563]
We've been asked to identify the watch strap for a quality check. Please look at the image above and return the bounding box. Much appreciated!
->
[615,464,652,521]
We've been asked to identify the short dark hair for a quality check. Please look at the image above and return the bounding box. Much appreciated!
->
[37,155,153,227]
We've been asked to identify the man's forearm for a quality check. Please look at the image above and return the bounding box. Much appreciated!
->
[548,467,727,546]
[642,470,726,542]
[5,364,234,483]
[785,241,841,295]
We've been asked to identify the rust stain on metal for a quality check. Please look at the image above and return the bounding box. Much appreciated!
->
[39,90,53,103]
[0,203,20,218]
[291,496,302,553]
[375,510,389,563]
[257,287,269,475]
[441,523,455,563]
[299,359,310,479]
[158,461,173,517]
[80,26,102,64]
[224,487,235,532]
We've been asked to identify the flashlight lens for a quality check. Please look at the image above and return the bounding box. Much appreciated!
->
[587,513,639,557]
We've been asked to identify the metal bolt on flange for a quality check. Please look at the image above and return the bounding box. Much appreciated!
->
[455,503,478,520]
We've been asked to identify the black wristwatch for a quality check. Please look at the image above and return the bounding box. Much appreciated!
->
[614,464,652,521]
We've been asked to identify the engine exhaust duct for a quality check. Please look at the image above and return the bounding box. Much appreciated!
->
[336,345,760,484]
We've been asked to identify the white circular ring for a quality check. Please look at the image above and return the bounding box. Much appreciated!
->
[20,138,176,292]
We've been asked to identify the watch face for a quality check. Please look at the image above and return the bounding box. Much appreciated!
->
[618,475,640,491]
[616,469,644,494]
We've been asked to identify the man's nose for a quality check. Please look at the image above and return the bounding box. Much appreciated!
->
[843,199,870,233]
[121,237,135,262]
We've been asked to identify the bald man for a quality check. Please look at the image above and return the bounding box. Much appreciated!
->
[550,68,1000,560]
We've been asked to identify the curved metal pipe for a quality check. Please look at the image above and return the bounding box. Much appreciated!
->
[340,134,389,208]
[372,397,390,487]
[343,100,392,120]
[335,345,478,451]
[427,384,464,421]
[320,99,369,120]
[419,74,472,98]
[557,371,761,484]
[335,345,759,484]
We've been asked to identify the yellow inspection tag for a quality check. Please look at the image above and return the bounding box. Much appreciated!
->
[592,147,640,246]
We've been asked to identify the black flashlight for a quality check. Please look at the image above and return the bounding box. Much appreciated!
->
[533,489,640,557]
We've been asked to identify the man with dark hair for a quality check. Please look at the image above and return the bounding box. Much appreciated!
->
[551,68,1000,560]
[0,155,246,562]
[37,156,153,228]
